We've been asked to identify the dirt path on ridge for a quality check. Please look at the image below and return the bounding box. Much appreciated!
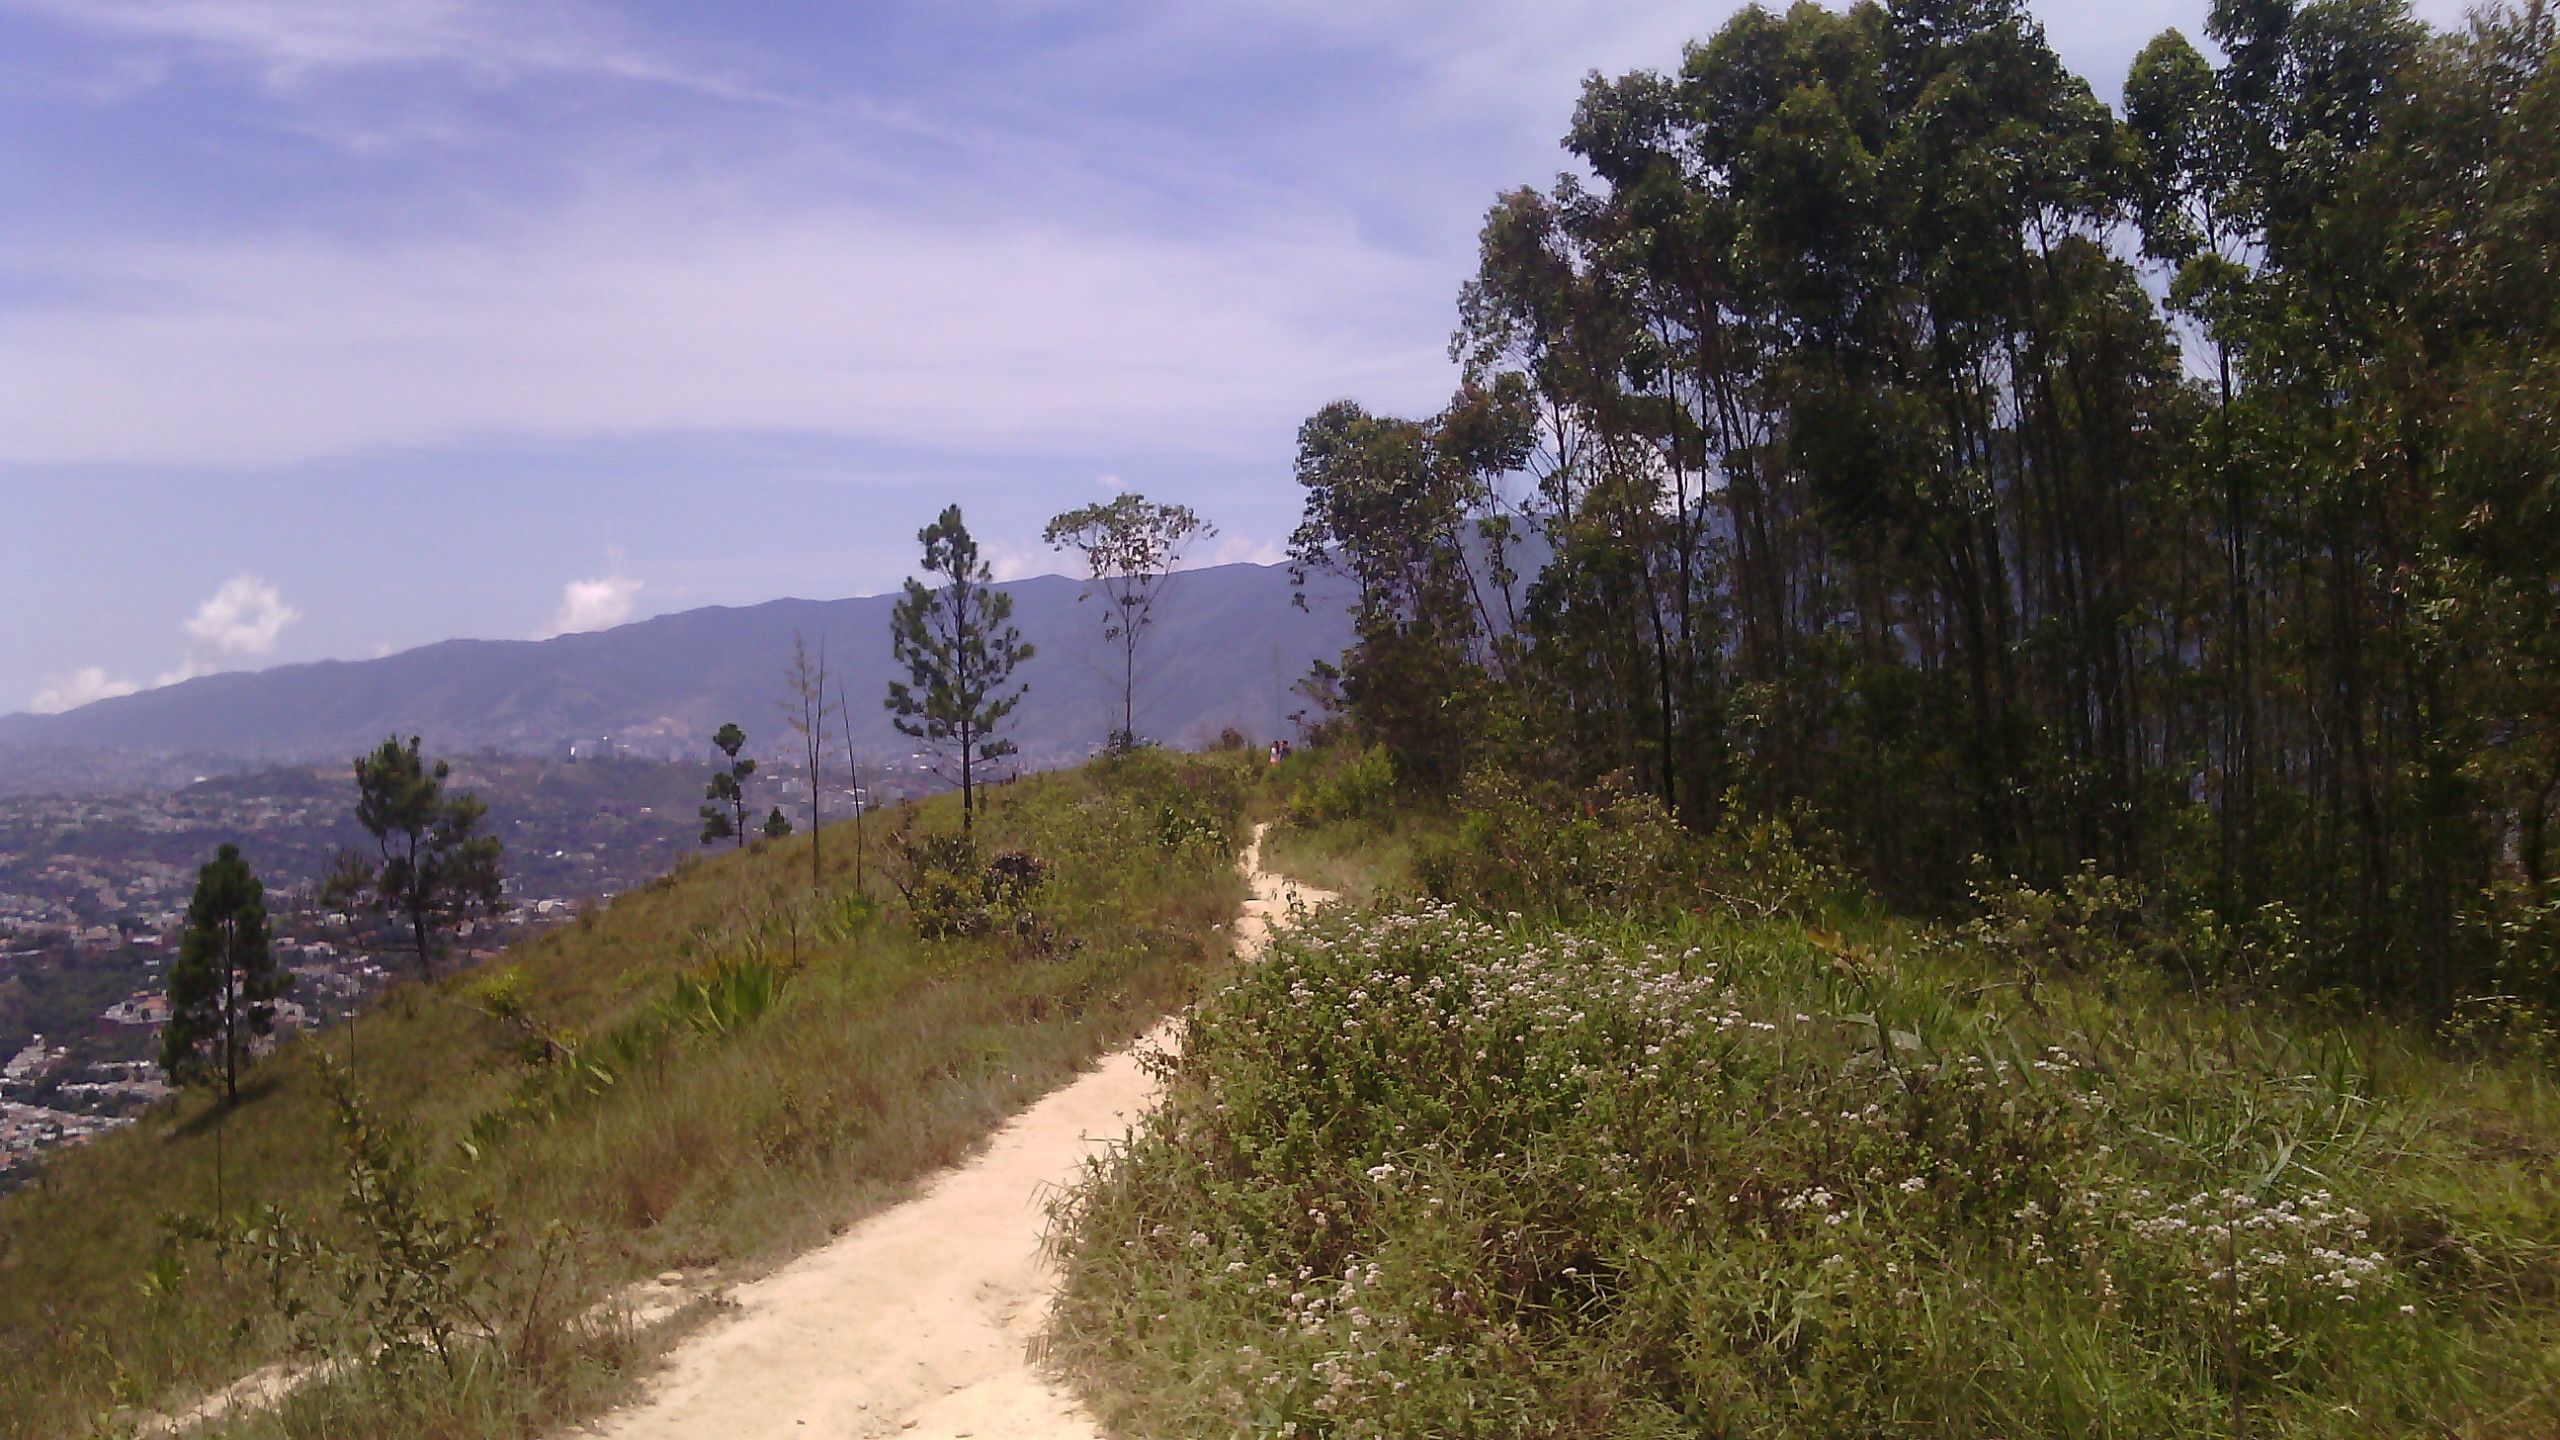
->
[574,823,1330,1440]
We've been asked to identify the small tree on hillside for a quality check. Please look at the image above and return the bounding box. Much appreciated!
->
[887,505,1034,835]
[326,736,504,978]
[835,678,869,898]
[762,806,793,840]
[161,843,291,1103]
[699,721,756,848]
[783,635,835,892]
[1043,494,1215,750]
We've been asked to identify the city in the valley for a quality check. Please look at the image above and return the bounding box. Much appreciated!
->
[0,747,924,1188]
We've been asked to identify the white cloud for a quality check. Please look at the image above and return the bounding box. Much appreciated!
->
[183,574,298,655]
[550,575,642,635]
[28,666,140,714]
[1199,533,1286,569]
[17,577,300,714]
[979,542,1042,584]
[1099,473,1128,491]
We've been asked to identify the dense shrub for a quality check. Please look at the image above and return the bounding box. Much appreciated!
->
[2447,880,2560,1061]
[1416,768,1689,916]
[1416,768,1842,923]
[1283,745,1397,828]
[1959,861,2327,1006]
[888,830,1049,943]
[1120,750,1250,854]
[1053,904,2542,1437]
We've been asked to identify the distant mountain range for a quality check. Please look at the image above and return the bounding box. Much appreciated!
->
[0,563,1355,792]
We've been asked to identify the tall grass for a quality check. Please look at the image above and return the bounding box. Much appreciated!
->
[1052,861,2560,1435]
[0,749,1257,1440]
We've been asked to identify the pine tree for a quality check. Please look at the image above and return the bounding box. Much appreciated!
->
[325,736,504,978]
[699,722,756,847]
[886,505,1034,834]
[161,844,291,1103]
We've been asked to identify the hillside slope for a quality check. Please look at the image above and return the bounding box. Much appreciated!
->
[0,751,1260,1440]
[0,563,1353,782]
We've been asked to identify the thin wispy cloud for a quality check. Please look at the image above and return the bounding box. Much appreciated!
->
[7,0,765,97]
[0,200,1442,468]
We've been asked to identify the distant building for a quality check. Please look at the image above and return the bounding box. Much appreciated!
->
[102,992,170,1028]
[3,1036,64,1088]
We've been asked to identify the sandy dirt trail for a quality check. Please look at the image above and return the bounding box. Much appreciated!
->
[577,824,1329,1440]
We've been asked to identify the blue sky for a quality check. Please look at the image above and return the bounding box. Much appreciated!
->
[0,0,2468,716]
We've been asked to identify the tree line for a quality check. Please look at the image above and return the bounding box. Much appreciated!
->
[703,498,1215,846]
[1289,0,2560,1013]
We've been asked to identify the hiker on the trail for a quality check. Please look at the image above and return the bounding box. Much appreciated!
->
[1268,740,1285,766]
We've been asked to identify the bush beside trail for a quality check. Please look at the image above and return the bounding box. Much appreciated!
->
[1053,888,2560,1437]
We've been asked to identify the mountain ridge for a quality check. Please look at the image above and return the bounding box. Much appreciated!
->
[0,562,1353,782]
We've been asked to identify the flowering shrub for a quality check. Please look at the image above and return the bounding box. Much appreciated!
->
[1051,903,2505,1437]
[2447,879,2560,1061]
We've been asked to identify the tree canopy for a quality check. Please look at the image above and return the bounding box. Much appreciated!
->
[1295,0,2560,1015]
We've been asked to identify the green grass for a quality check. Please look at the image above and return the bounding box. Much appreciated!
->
[1051,814,2560,1437]
[1251,742,1427,906]
[1257,817,1424,906]
[0,749,1258,1440]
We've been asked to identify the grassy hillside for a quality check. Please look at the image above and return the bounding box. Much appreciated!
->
[1053,764,2560,1437]
[0,749,1257,1440]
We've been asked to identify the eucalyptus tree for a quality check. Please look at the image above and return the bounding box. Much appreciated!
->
[1283,0,2559,1011]
[782,635,834,891]
[1042,493,1215,751]
[1286,384,1533,795]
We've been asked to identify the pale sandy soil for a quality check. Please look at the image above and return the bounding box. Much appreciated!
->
[573,823,1330,1440]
